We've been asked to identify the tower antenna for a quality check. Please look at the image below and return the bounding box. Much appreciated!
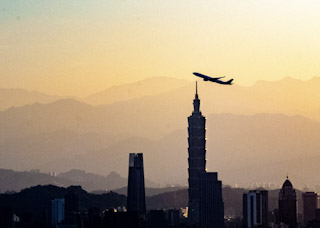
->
[196,81,198,95]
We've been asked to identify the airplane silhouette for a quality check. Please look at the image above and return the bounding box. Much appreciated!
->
[193,72,233,85]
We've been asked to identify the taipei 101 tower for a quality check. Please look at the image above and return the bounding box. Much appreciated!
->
[187,82,206,224]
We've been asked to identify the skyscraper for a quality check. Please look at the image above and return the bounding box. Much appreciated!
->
[188,82,206,224]
[127,153,146,217]
[187,83,224,228]
[278,177,297,228]
[302,192,318,226]
[243,190,268,228]
[52,198,65,227]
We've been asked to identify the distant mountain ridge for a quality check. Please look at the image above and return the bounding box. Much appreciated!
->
[84,77,190,105]
[1,77,320,187]
[0,88,63,111]
[0,110,319,188]
[4,76,320,122]
[0,169,131,192]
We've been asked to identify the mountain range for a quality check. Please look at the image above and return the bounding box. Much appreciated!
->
[0,77,320,188]
[0,88,62,111]
[0,168,159,193]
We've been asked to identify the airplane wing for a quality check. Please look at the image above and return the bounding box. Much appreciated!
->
[212,76,225,80]
[193,72,211,80]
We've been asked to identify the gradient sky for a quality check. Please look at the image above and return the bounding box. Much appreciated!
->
[1,0,320,96]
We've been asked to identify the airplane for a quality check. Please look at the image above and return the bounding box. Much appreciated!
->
[193,72,233,85]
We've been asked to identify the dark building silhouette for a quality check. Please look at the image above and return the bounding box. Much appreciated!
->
[88,207,101,228]
[64,189,80,226]
[187,83,224,227]
[0,206,14,228]
[127,153,146,217]
[243,190,268,228]
[278,177,297,228]
[224,217,242,228]
[52,198,65,227]
[147,210,167,228]
[307,208,320,228]
[65,190,79,217]
[316,209,320,221]
[188,82,206,224]
[104,210,144,228]
[200,172,224,228]
[302,192,318,226]
[167,209,181,227]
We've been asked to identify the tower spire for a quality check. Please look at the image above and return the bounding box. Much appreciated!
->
[196,81,198,96]
[193,81,200,113]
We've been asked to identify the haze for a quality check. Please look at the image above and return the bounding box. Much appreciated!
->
[1,1,320,189]
[1,1,320,96]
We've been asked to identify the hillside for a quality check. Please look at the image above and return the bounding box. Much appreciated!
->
[85,77,190,105]
[0,88,62,111]
[1,100,320,187]
[0,169,130,193]
[0,185,126,225]
[27,114,320,188]
[1,77,320,187]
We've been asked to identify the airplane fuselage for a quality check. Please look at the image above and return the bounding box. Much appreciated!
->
[193,72,233,85]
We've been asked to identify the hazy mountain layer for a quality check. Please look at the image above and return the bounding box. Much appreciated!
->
[85,77,190,105]
[0,101,319,188]
[1,77,320,188]
[86,76,320,123]
[3,76,320,124]
[0,169,128,193]
[0,88,62,111]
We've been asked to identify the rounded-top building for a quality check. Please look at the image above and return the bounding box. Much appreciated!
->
[278,177,297,228]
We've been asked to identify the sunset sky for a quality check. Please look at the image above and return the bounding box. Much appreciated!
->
[1,0,320,96]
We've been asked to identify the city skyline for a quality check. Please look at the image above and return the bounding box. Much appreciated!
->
[0,83,318,228]
[1,1,320,227]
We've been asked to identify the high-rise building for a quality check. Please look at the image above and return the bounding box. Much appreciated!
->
[303,192,318,226]
[187,83,224,227]
[187,82,206,224]
[278,177,297,228]
[243,190,268,228]
[200,172,224,228]
[127,153,146,217]
[52,198,65,227]
[64,189,79,217]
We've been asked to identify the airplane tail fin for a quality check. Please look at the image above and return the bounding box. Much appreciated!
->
[227,79,233,84]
